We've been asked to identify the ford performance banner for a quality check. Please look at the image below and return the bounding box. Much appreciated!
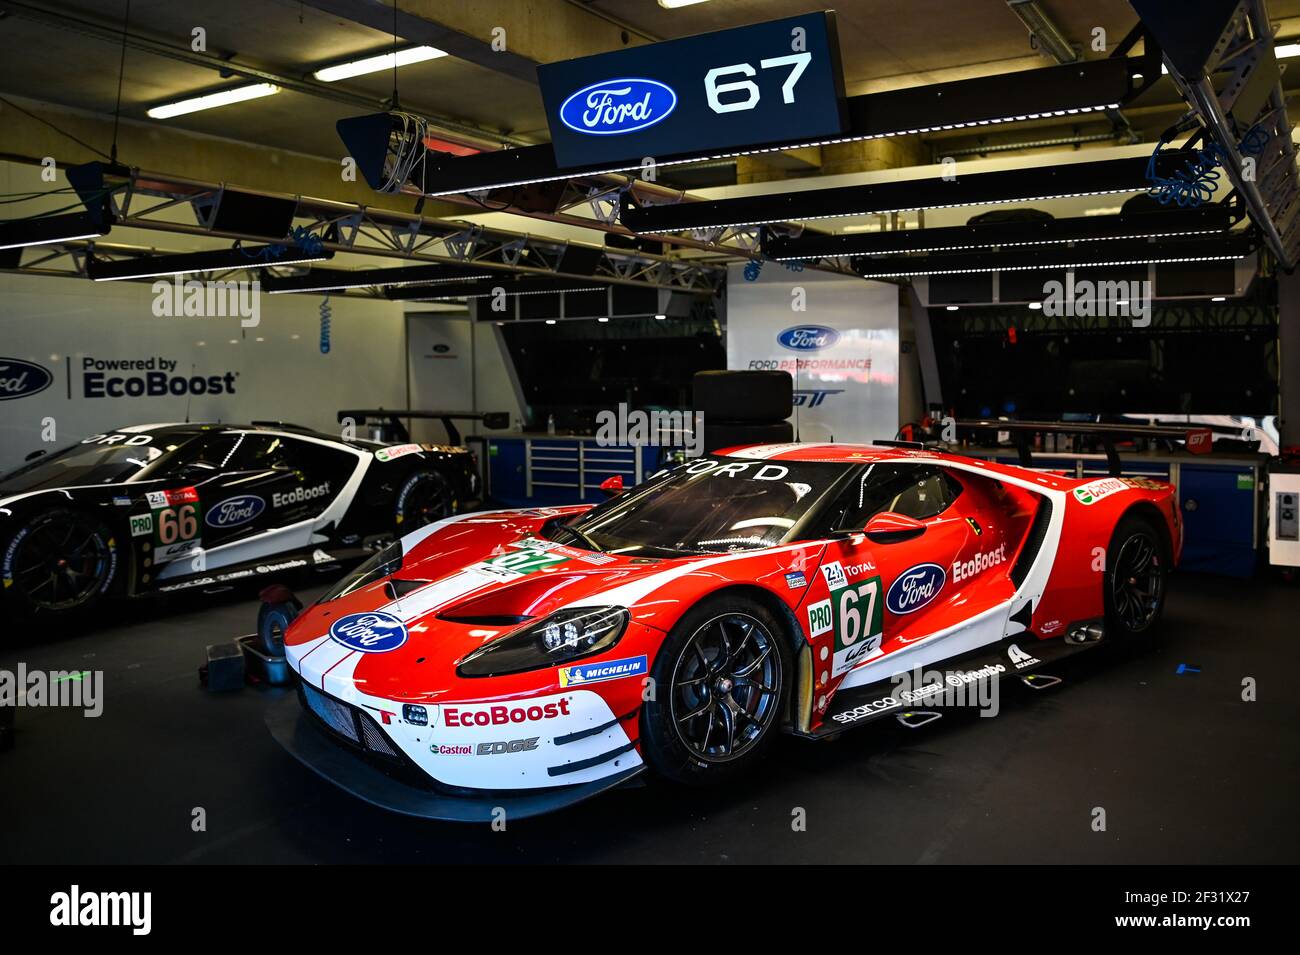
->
[537,12,846,170]
[726,266,899,445]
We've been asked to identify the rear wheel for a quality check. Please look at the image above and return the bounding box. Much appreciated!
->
[2,509,117,616]
[641,595,790,786]
[1104,512,1169,637]
[395,470,454,532]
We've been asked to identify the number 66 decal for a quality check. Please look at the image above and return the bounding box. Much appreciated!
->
[157,505,199,544]
[704,52,811,114]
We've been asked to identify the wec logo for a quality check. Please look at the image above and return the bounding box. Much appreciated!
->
[559,78,677,135]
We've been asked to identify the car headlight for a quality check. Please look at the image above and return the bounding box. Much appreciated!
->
[457,606,630,677]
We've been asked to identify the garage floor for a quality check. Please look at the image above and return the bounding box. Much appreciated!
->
[2,572,1297,864]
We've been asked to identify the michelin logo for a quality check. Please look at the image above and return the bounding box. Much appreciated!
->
[273,482,331,508]
[558,654,647,687]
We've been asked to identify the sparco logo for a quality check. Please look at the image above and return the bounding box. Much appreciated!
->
[559,78,677,135]
[273,482,330,507]
[0,357,53,401]
[205,494,265,528]
[886,563,946,615]
[777,325,839,351]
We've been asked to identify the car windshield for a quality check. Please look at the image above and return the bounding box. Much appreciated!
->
[0,434,178,493]
[562,456,850,555]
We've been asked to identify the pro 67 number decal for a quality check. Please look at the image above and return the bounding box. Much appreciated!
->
[807,563,885,678]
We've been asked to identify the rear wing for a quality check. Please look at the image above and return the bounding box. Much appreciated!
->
[337,409,509,445]
[956,419,1213,476]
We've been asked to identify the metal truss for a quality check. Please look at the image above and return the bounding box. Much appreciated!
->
[1152,0,1300,270]
[6,168,725,295]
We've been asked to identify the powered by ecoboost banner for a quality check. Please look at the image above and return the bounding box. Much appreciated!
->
[0,272,408,471]
[726,264,899,444]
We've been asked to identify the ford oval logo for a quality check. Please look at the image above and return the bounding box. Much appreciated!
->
[559,78,677,136]
[886,563,946,615]
[777,325,839,352]
[205,494,265,529]
[0,357,53,401]
[329,611,408,654]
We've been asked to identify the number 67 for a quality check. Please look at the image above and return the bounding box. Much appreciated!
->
[704,52,811,114]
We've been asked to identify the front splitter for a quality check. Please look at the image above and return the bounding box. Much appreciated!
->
[265,693,646,823]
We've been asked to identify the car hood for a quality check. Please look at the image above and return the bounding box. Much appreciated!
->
[285,510,706,701]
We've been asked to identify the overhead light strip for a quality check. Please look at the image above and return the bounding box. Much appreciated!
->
[89,245,333,282]
[768,228,1226,260]
[857,253,1247,279]
[314,46,448,83]
[147,83,280,119]
[266,272,493,294]
[422,103,1120,197]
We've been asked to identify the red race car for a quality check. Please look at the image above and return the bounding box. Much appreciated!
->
[268,440,1179,821]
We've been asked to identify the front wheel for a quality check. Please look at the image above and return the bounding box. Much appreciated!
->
[1104,512,1170,637]
[641,596,791,786]
[1,509,117,617]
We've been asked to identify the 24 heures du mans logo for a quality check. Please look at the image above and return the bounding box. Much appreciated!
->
[0,357,53,401]
[559,78,677,135]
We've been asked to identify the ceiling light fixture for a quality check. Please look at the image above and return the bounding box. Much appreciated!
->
[0,211,111,250]
[146,83,280,119]
[313,46,448,83]
[658,0,713,8]
[264,264,492,294]
[87,243,333,281]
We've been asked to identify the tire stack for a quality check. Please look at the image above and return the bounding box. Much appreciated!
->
[692,370,794,454]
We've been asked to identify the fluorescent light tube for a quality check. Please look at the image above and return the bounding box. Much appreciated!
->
[147,83,280,119]
[314,46,447,82]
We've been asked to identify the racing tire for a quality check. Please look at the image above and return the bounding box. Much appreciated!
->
[1103,511,1170,638]
[641,595,792,786]
[394,470,454,533]
[1,508,117,619]
[256,596,302,657]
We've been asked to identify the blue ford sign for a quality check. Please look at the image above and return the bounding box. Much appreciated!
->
[329,611,409,654]
[777,325,839,351]
[0,357,53,401]
[538,12,846,169]
[886,564,946,615]
[559,78,676,136]
[206,494,265,529]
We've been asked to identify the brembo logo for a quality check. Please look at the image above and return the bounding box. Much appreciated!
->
[559,78,677,135]
[777,325,840,351]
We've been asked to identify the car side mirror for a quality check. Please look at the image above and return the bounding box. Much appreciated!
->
[599,475,624,497]
[864,511,926,543]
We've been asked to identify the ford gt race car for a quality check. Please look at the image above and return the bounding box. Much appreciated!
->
[0,423,479,620]
[269,441,1178,822]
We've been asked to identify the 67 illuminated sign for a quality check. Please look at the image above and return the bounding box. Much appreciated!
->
[538,12,846,169]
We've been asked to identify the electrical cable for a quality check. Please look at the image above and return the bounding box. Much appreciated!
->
[110,0,132,164]
[0,95,112,160]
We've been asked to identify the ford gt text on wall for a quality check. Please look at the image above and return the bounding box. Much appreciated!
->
[268,441,1179,822]
[0,423,479,620]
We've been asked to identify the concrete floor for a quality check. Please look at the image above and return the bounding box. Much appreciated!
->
[1,571,1297,864]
